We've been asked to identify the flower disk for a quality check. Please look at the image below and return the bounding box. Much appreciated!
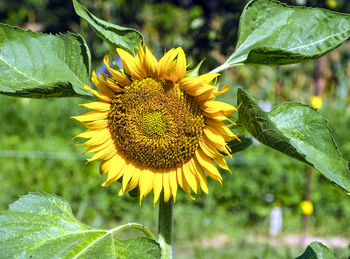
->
[72,44,239,205]
[108,78,205,168]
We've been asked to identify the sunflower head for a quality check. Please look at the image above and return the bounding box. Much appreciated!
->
[72,44,238,205]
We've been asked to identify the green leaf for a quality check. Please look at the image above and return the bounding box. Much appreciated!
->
[185,60,204,77]
[73,0,143,56]
[295,242,336,259]
[237,88,350,193]
[212,0,350,72]
[0,193,160,259]
[0,23,91,98]
[227,135,253,154]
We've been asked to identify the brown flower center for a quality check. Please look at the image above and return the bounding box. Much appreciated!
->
[108,77,205,168]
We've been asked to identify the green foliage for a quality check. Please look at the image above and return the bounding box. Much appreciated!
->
[73,0,143,56]
[237,88,350,193]
[212,0,350,72]
[185,60,204,77]
[295,242,336,259]
[0,24,91,98]
[227,135,253,154]
[0,193,160,259]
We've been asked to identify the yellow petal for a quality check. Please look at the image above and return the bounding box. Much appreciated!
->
[73,130,98,139]
[80,129,110,146]
[124,167,142,192]
[195,149,223,184]
[180,73,219,88]
[103,55,131,86]
[195,88,217,103]
[182,161,198,194]
[191,159,208,194]
[206,119,237,141]
[198,138,224,159]
[84,138,113,154]
[213,155,231,173]
[176,166,184,189]
[200,137,233,169]
[102,155,127,186]
[157,48,178,79]
[166,61,178,82]
[203,111,236,127]
[182,84,216,98]
[98,74,121,95]
[169,169,178,203]
[203,127,229,153]
[101,74,123,93]
[177,166,191,198]
[201,100,237,116]
[122,162,136,192]
[100,158,113,175]
[136,42,145,67]
[163,171,172,202]
[83,84,112,103]
[79,102,111,112]
[144,45,158,76]
[71,111,107,122]
[181,168,195,200]
[139,169,155,204]
[87,143,116,162]
[153,172,163,206]
[210,84,230,99]
[117,48,146,79]
[91,71,115,98]
[175,47,186,82]
[80,120,109,131]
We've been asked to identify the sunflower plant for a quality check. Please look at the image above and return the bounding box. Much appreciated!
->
[0,0,350,258]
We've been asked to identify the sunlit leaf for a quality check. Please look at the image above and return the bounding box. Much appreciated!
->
[0,193,160,259]
[237,88,350,193]
[73,0,143,56]
[212,0,350,72]
[0,24,91,98]
[295,242,336,259]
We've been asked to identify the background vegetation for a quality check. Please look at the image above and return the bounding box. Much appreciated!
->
[1,0,350,258]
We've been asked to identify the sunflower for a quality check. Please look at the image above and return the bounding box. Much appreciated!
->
[72,44,238,205]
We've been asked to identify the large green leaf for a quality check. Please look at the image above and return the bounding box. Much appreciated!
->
[73,0,143,56]
[212,0,350,72]
[295,242,336,259]
[0,24,91,98]
[237,88,350,192]
[0,193,160,259]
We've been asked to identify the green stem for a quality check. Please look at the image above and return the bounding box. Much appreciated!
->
[158,198,173,259]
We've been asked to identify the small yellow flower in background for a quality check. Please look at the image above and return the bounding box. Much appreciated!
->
[300,200,314,215]
[326,0,337,9]
[72,44,238,205]
[309,96,322,109]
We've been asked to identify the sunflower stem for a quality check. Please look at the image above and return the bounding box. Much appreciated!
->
[158,198,173,259]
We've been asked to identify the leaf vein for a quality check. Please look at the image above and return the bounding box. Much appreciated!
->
[0,57,43,84]
[287,29,350,51]
[72,228,115,258]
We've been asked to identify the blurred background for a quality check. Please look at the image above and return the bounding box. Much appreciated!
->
[1,0,350,258]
